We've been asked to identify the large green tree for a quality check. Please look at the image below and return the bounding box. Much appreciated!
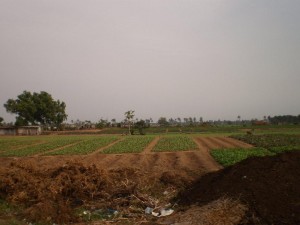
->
[4,91,67,128]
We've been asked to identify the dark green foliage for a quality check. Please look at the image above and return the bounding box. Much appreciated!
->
[231,134,300,148]
[268,114,300,124]
[4,90,67,128]
[211,148,273,167]
[135,119,147,135]
[153,135,198,152]
[157,117,169,126]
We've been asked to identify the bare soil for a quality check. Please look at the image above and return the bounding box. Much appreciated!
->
[195,136,252,150]
[0,147,217,224]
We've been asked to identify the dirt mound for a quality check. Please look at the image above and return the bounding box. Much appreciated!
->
[178,150,300,225]
[0,161,193,224]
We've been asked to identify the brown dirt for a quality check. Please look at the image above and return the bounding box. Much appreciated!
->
[218,137,253,148]
[177,150,300,225]
[196,137,252,150]
[193,138,222,171]
[0,149,218,224]
[158,198,249,225]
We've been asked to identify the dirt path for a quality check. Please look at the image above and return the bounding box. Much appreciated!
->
[91,137,125,154]
[34,141,85,156]
[219,137,253,148]
[193,138,223,171]
[197,137,221,149]
[142,136,160,154]
[209,137,236,148]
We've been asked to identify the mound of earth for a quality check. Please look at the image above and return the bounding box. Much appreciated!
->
[177,150,300,225]
[0,160,193,224]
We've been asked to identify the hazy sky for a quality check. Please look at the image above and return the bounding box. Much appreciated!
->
[1,0,300,123]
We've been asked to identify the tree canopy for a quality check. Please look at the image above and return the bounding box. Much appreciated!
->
[4,91,67,127]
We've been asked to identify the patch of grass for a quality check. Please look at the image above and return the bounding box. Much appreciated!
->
[211,148,273,167]
[103,136,154,153]
[152,135,198,152]
[47,136,119,155]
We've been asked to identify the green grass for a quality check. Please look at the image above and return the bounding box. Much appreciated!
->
[102,136,154,153]
[152,135,198,152]
[47,136,119,155]
[211,148,273,167]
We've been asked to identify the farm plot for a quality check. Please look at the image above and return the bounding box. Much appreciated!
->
[152,136,198,152]
[0,137,43,152]
[102,136,154,153]
[47,136,119,155]
[231,134,300,153]
[0,136,83,157]
[211,148,272,167]
[195,136,252,150]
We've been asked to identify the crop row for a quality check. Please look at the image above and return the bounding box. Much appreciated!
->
[0,136,84,157]
[152,135,198,152]
[0,137,43,152]
[103,136,154,153]
[211,148,272,167]
[47,136,119,155]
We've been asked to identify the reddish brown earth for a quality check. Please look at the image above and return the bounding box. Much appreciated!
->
[196,136,253,149]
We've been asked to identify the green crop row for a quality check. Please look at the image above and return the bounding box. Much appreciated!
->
[0,136,84,157]
[47,136,119,155]
[103,136,154,154]
[0,137,43,152]
[211,148,273,167]
[152,136,198,152]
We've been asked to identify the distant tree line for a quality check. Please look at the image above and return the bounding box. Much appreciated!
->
[2,91,300,129]
[268,115,300,125]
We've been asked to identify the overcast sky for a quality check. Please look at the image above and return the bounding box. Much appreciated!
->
[1,0,299,123]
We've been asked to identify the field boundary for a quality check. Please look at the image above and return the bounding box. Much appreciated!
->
[90,137,125,154]
[142,136,160,154]
[35,140,85,156]
[193,137,223,171]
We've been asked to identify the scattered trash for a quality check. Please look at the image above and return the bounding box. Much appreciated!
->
[80,208,118,221]
[163,190,169,195]
[151,208,174,217]
[145,207,154,214]
[107,209,118,216]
